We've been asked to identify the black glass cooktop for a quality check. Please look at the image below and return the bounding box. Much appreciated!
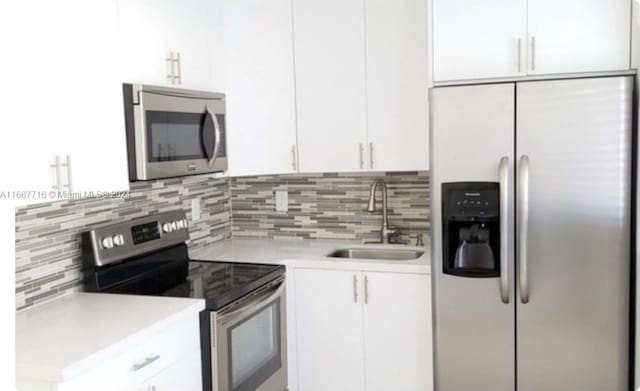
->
[84,242,284,311]
[163,261,285,311]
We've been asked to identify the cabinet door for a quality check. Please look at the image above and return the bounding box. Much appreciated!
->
[117,0,171,86]
[294,269,365,391]
[164,0,224,91]
[61,0,129,195]
[3,0,127,206]
[293,0,368,173]
[224,0,298,176]
[527,0,630,75]
[118,0,223,90]
[365,0,429,171]
[432,0,527,81]
[362,272,432,391]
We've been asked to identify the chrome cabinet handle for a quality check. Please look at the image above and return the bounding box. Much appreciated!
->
[175,52,182,85]
[50,155,62,193]
[166,52,174,84]
[499,157,510,304]
[291,145,297,171]
[530,36,536,72]
[364,275,369,304]
[353,275,358,303]
[359,143,364,169]
[62,155,72,192]
[518,155,530,303]
[517,38,522,73]
[369,143,374,169]
[132,355,160,371]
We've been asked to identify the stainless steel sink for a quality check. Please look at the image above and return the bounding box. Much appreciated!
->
[327,248,424,261]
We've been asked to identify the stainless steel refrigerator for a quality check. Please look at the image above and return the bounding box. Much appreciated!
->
[430,76,635,391]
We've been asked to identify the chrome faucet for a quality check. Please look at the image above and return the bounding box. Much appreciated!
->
[367,179,396,244]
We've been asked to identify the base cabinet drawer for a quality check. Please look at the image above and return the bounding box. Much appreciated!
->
[57,311,201,391]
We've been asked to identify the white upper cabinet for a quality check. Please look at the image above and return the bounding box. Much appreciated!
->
[433,0,631,81]
[118,0,224,91]
[432,0,527,81]
[527,0,631,75]
[224,0,298,177]
[365,0,430,171]
[4,0,128,207]
[293,0,368,173]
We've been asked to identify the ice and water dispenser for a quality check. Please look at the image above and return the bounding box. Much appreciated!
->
[442,183,500,277]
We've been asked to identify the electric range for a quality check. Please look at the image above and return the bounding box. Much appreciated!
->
[82,210,287,391]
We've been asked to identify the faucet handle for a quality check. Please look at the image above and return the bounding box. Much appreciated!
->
[387,229,408,245]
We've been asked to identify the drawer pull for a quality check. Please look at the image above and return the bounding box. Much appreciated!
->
[132,355,161,371]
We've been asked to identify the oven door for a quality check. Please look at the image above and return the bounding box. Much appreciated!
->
[133,87,227,180]
[213,277,287,391]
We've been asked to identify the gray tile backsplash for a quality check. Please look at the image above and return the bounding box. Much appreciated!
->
[15,170,430,311]
[15,175,231,311]
[231,171,430,242]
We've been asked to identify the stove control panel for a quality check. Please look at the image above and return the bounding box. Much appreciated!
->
[84,210,190,267]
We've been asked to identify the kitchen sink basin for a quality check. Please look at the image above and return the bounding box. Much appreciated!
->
[327,248,424,261]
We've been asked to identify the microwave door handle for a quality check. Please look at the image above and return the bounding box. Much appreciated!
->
[218,279,285,326]
[201,106,221,168]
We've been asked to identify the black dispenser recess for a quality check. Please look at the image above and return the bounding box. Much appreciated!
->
[442,182,500,278]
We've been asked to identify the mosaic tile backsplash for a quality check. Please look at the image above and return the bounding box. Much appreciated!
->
[15,175,231,311]
[231,171,430,242]
[15,170,430,311]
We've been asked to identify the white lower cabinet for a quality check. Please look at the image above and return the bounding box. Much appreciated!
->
[55,310,202,391]
[362,272,432,391]
[294,268,366,391]
[293,268,432,391]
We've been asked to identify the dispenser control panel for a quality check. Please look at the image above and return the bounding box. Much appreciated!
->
[443,184,500,217]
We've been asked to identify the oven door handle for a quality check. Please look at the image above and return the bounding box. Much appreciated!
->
[218,278,285,326]
[201,106,221,168]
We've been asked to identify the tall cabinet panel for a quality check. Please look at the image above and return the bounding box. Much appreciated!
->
[224,0,298,176]
[430,83,516,391]
[365,0,430,171]
[516,77,633,391]
[432,0,527,81]
[527,0,630,75]
[293,0,368,173]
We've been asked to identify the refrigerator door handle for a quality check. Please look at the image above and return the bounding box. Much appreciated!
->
[518,155,530,304]
[499,157,510,304]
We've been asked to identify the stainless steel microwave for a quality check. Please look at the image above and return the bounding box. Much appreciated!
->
[123,84,227,181]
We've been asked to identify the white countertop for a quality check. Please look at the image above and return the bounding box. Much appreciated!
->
[190,237,431,274]
[16,292,205,383]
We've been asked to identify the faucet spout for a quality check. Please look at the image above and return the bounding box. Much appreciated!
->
[367,180,394,243]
